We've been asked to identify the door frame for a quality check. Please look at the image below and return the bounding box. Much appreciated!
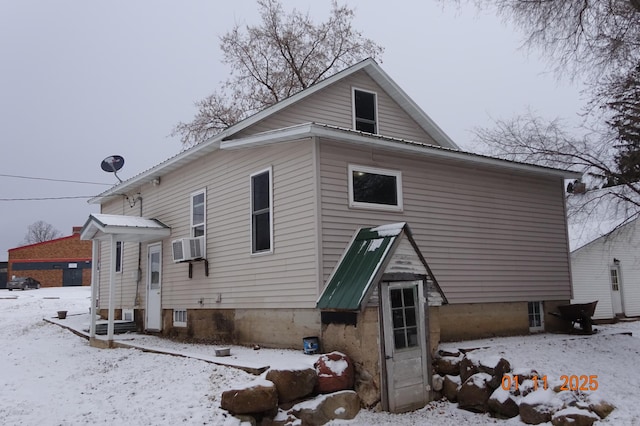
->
[146,242,163,331]
[379,274,431,413]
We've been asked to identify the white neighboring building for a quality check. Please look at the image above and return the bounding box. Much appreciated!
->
[569,188,640,320]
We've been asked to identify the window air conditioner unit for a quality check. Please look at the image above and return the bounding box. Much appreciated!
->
[172,236,204,262]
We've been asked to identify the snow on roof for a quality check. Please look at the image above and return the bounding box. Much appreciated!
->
[567,185,640,251]
[89,213,168,229]
[80,213,171,242]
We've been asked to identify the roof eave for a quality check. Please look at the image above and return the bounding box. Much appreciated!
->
[222,123,581,180]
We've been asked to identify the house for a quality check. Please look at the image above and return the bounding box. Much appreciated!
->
[81,58,578,412]
[569,188,640,320]
[7,227,92,288]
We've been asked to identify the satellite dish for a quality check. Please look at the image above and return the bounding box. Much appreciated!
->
[101,155,125,183]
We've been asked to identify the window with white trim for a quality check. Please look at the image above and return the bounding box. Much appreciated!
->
[528,301,544,332]
[115,241,123,273]
[250,167,273,254]
[191,189,206,238]
[348,165,403,211]
[352,88,377,134]
[173,309,187,327]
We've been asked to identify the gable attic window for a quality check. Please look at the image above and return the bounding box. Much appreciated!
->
[250,167,273,254]
[348,164,403,211]
[353,88,377,134]
[191,189,206,238]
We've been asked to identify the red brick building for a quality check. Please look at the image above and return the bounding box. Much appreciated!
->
[7,227,92,287]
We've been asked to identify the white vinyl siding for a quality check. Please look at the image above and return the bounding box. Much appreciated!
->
[319,140,572,305]
[99,139,319,310]
[571,219,640,319]
[232,70,439,146]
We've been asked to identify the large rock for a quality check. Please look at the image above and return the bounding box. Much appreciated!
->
[551,407,600,426]
[459,357,480,382]
[314,352,355,394]
[457,373,493,413]
[434,356,462,376]
[432,374,444,392]
[519,389,564,425]
[354,365,379,408]
[586,392,615,419]
[443,375,461,402]
[265,368,317,403]
[487,387,519,419]
[291,390,360,425]
[463,352,511,389]
[221,379,278,415]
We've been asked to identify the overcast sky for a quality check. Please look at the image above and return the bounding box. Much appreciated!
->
[0,1,587,262]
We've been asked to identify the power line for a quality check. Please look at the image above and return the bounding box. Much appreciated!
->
[0,173,112,186]
[0,196,97,201]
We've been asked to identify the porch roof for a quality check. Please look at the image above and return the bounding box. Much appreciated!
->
[316,223,404,311]
[80,213,171,242]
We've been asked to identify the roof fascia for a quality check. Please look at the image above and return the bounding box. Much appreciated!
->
[88,139,222,204]
[221,123,581,179]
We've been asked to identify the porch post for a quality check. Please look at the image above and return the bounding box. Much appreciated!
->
[107,234,116,341]
[89,239,99,338]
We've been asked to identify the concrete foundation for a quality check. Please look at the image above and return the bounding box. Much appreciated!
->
[438,300,571,342]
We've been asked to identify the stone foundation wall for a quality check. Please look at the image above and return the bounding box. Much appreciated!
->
[319,307,382,407]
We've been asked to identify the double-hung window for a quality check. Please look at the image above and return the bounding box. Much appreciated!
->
[353,88,377,134]
[191,189,206,238]
[251,167,273,254]
[115,241,123,273]
[348,164,403,211]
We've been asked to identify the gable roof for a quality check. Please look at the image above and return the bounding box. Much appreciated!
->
[568,186,640,252]
[80,213,171,242]
[316,222,447,311]
[88,59,581,204]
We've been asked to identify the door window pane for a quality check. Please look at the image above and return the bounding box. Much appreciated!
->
[390,286,419,350]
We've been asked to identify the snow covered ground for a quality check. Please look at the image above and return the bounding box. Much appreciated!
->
[1,286,639,425]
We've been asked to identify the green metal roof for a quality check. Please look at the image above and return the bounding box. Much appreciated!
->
[316,223,406,311]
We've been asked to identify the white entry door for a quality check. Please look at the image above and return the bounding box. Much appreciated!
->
[381,280,430,413]
[610,266,623,316]
[146,243,162,331]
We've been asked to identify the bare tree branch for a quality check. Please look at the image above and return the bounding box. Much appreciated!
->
[22,220,62,245]
[173,0,383,147]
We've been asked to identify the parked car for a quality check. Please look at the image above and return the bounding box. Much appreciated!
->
[7,277,41,291]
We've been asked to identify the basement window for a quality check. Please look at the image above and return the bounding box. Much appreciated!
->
[173,309,187,327]
[528,301,544,332]
[122,309,134,322]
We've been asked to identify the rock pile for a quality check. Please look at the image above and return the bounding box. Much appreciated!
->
[433,349,615,425]
[221,351,360,425]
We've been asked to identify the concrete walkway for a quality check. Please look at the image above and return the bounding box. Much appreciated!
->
[45,311,317,374]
